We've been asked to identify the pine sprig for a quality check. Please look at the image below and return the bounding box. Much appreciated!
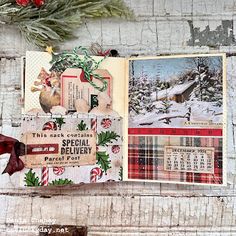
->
[97,131,120,146]
[24,169,41,187]
[24,169,74,186]
[54,117,65,130]
[96,151,111,173]
[49,178,74,186]
[0,0,134,48]
[77,120,88,131]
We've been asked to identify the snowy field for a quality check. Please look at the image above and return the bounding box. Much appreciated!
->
[129,99,222,128]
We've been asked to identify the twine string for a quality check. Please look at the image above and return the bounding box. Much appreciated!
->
[50,46,108,92]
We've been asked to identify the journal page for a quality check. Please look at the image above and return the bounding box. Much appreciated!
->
[19,50,127,186]
[125,54,226,185]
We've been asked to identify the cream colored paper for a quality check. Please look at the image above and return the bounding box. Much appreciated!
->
[24,52,127,118]
[123,53,227,186]
[21,130,96,168]
[23,52,227,186]
[164,146,214,173]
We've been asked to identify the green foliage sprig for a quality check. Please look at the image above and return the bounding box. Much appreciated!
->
[96,151,111,173]
[49,178,74,185]
[97,131,120,146]
[24,169,74,186]
[24,169,41,186]
[77,120,88,131]
[0,0,133,48]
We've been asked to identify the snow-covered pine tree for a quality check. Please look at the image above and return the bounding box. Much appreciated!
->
[129,75,155,115]
[129,60,142,114]
[188,57,223,107]
[195,68,223,106]
[159,99,173,114]
[159,85,173,114]
[129,76,141,114]
[209,70,223,106]
[153,77,162,100]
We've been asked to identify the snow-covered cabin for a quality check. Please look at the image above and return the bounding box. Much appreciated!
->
[152,81,196,103]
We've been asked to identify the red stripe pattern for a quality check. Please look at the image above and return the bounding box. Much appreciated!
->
[90,167,103,183]
[91,118,97,133]
[41,167,49,186]
[53,167,65,176]
[128,128,222,136]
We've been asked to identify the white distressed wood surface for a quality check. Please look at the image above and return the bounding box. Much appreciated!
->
[1,0,236,235]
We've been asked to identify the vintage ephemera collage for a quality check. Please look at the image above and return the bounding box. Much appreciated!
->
[20,51,226,186]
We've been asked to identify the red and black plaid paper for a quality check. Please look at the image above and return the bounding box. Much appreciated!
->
[128,136,223,185]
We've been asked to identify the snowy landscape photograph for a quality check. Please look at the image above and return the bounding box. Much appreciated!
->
[128,55,225,128]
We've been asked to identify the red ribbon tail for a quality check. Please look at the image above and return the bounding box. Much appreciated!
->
[2,147,25,176]
[1,140,25,176]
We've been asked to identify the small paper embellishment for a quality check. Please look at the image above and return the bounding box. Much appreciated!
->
[101,118,112,129]
[53,167,65,176]
[90,93,119,116]
[21,130,96,168]
[112,145,120,154]
[164,146,215,173]
[60,68,112,112]
[31,68,61,113]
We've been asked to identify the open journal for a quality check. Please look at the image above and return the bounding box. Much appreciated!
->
[19,50,226,186]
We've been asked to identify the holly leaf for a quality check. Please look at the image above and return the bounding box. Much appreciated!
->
[97,131,120,146]
[54,118,65,130]
[49,178,74,186]
[77,120,88,131]
[96,151,111,173]
[24,169,41,187]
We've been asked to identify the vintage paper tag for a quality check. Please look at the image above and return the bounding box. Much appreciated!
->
[164,146,214,173]
[61,68,112,112]
[21,130,96,168]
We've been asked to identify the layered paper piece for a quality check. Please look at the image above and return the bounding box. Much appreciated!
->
[18,52,226,186]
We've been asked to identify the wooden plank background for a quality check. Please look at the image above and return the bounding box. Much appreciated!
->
[1,0,236,235]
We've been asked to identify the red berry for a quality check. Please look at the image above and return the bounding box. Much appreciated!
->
[16,0,30,6]
[32,0,45,7]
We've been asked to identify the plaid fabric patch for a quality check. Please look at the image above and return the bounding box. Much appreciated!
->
[128,136,223,185]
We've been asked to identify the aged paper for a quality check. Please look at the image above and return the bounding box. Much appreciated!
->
[21,130,96,168]
[164,146,214,173]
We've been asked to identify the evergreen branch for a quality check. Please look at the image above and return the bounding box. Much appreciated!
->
[96,151,111,173]
[97,131,120,146]
[54,117,65,130]
[49,178,74,185]
[0,0,134,48]
[24,169,41,187]
[77,120,88,131]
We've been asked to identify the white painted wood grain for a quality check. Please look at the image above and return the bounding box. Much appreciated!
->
[1,0,236,57]
[1,0,236,235]
[0,195,236,235]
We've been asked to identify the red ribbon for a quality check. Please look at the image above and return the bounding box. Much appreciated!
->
[0,134,25,176]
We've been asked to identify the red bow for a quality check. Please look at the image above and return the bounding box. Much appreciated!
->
[90,43,111,57]
[0,134,25,176]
